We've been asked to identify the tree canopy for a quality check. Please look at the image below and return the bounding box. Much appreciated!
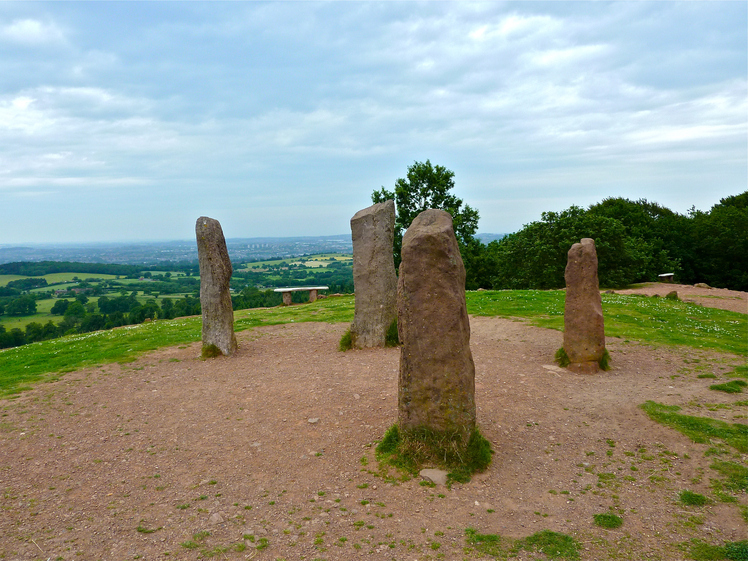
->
[372,159,479,267]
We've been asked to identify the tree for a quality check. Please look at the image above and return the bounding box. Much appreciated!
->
[372,160,479,267]
[5,295,37,316]
[491,206,646,289]
[51,299,71,315]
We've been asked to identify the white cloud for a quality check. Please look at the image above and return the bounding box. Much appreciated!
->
[0,18,65,45]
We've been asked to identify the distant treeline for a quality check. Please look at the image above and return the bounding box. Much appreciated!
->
[0,288,315,349]
[461,193,748,291]
[0,261,142,277]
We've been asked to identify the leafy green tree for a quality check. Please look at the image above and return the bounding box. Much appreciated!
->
[50,299,71,315]
[491,206,644,289]
[80,314,106,333]
[63,301,86,320]
[24,322,44,343]
[372,159,479,267]
[5,295,37,316]
[588,197,684,281]
[687,193,748,290]
[42,320,59,340]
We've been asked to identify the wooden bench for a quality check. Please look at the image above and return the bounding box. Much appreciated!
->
[273,286,329,305]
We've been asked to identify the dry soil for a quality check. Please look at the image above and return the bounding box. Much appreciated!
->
[0,284,746,561]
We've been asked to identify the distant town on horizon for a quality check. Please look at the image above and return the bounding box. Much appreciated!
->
[0,234,509,266]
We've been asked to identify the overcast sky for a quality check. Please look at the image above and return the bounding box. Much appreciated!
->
[1,1,746,244]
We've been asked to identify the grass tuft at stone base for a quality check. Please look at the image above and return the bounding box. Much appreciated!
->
[375,424,493,484]
[338,329,353,351]
[554,347,570,368]
[201,344,222,359]
[599,348,611,370]
[384,318,400,347]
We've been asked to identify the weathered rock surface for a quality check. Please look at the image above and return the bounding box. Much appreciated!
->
[563,238,605,374]
[397,209,476,437]
[350,200,397,348]
[419,468,448,486]
[196,216,237,357]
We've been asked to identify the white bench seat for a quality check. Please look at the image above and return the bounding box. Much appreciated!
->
[273,286,329,305]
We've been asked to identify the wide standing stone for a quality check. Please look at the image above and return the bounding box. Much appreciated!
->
[397,209,476,438]
[196,216,237,357]
[563,238,605,374]
[350,200,397,348]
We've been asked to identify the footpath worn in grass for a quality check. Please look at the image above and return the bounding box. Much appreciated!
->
[1,290,745,398]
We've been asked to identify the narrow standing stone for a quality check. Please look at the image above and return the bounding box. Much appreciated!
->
[397,209,476,438]
[563,238,605,373]
[196,216,237,357]
[350,200,397,348]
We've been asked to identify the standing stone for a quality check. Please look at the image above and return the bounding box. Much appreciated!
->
[196,216,237,357]
[397,209,476,438]
[350,200,397,348]
[563,238,605,374]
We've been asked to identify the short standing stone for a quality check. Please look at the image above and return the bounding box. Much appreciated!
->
[196,216,237,357]
[397,209,476,438]
[350,200,397,348]
[563,238,605,374]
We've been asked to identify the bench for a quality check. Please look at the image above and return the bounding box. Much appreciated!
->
[273,286,329,305]
[658,273,675,283]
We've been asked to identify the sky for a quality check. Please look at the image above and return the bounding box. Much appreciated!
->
[1,1,746,244]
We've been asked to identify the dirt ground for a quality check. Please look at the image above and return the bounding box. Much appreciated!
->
[1,285,746,561]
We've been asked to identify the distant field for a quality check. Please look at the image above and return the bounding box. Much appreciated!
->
[0,272,119,288]
[0,298,58,330]
[0,275,30,287]
[238,253,352,271]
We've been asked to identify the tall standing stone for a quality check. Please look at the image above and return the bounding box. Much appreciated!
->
[196,216,237,357]
[563,238,606,373]
[397,209,476,438]
[350,200,397,348]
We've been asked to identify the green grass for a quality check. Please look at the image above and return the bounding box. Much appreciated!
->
[466,290,747,356]
[640,401,748,453]
[465,528,579,560]
[375,424,492,484]
[679,490,711,506]
[709,461,748,493]
[710,381,747,394]
[686,538,748,560]
[593,513,623,528]
[516,530,580,560]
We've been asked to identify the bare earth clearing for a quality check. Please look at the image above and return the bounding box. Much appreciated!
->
[1,285,746,561]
